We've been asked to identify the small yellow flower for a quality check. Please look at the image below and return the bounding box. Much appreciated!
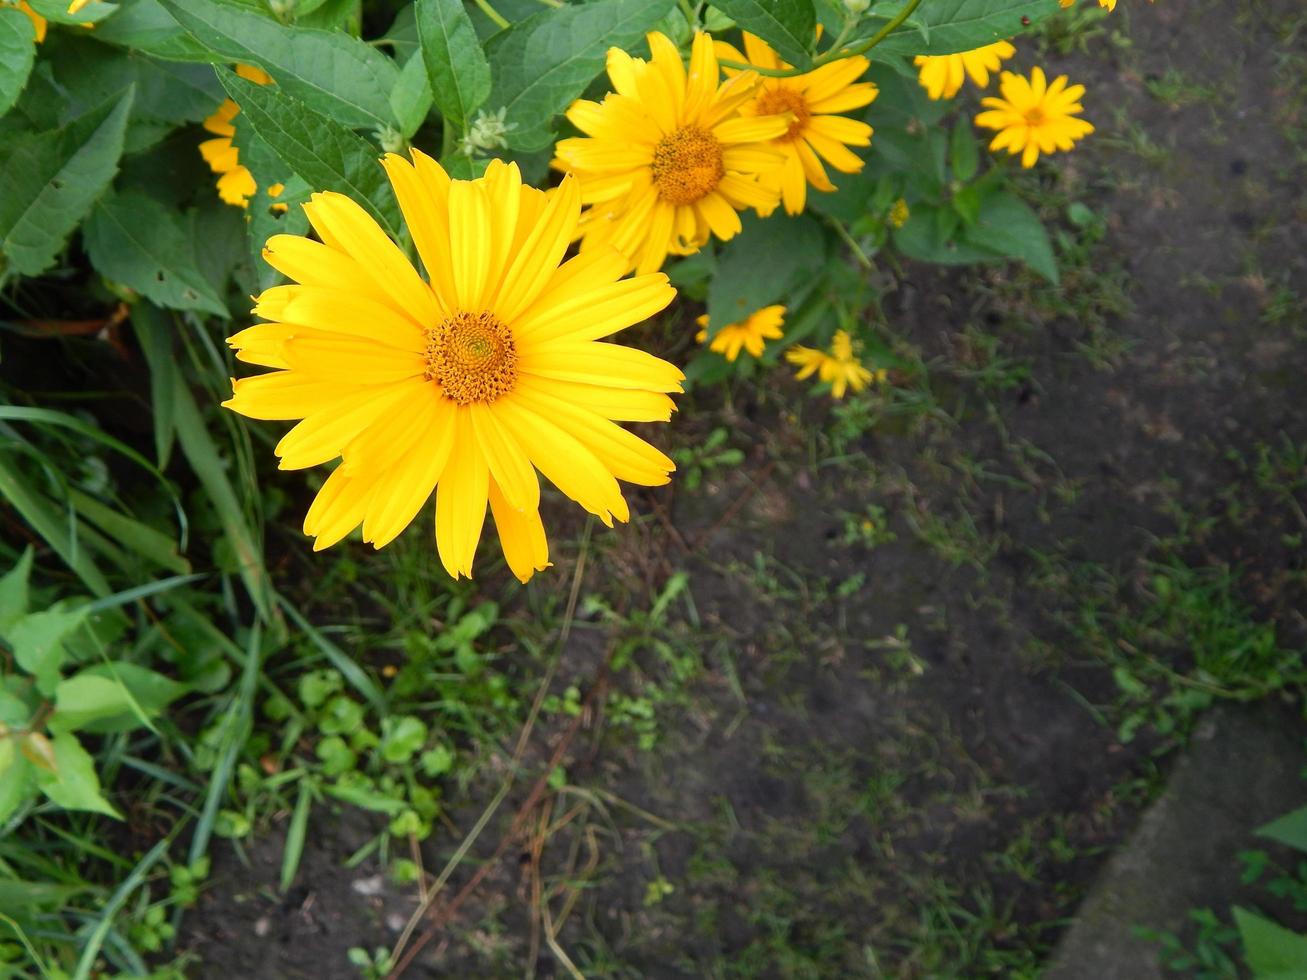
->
[224,152,681,582]
[974,67,1093,168]
[713,32,876,216]
[785,329,874,399]
[554,31,789,275]
[914,41,1015,101]
[198,64,274,208]
[888,198,910,229]
[695,305,785,361]
[1059,0,1118,10]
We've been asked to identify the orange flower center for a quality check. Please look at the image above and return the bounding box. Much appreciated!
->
[651,127,724,206]
[425,311,517,404]
[1024,106,1047,126]
[756,86,810,141]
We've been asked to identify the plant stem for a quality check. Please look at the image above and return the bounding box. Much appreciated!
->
[472,0,510,30]
[718,0,927,78]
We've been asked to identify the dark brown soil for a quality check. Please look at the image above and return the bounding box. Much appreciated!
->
[185,1,1307,977]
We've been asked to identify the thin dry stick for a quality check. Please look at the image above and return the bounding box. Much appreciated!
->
[385,644,619,979]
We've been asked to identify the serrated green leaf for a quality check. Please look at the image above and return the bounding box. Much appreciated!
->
[893,202,997,265]
[484,0,675,152]
[706,213,826,334]
[712,0,815,69]
[0,87,134,276]
[220,69,400,238]
[8,606,89,696]
[416,0,489,135]
[1235,907,1307,976]
[0,9,36,117]
[0,755,33,825]
[390,50,433,139]
[960,190,1059,283]
[91,0,214,61]
[83,190,230,317]
[1258,805,1307,854]
[34,730,122,818]
[157,0,399,128]
[0,548,33,633]
[866,0,1054,57]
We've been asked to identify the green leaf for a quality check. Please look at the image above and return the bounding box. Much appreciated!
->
[416,0,490,135]
[894,201,996,265]
[220,69,400,238]
[379,716,427,764]
[484,0,675,151]
[960,190,1059,283]
[83,190,231,317]
[8,606,89,697]
[0,462,111,598]
[0,9,36,117]
[91,0,215,61]
[157,0,399,128]
[51,674,139,732]
[34,730,122,818]
[73,663,187,732]
[711,0,815,69]
[869,0,1056,57]
[390,51,434,139]
[25,0,117,26]
[706,213,827,335]
[130,304,179,468]
[1235,907,1307,977]
[949,116,978,182]
[1258,805,1307,854]
[0,87,134,276]
[0,547,33,632]
[0,756,33,825]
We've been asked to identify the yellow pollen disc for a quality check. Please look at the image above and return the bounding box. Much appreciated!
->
[756,87,810,141]
[425,311,517,405]
[651,127,725,206]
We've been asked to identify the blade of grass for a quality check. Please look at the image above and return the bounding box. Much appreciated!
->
[67,488,189,574]
[189,622,263,867]
[280,777,314,893]
[71,834,174,980]
[170,370,275,623]
[278,594,387,715]
[0,460,111,597]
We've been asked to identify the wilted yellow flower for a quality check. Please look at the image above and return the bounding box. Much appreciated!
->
[786,329,874,399]
[713,33,876,216]
[554,31,788,275]
[914,41,1015,101]
[974,67,1093,167]
[199,64,273,208]
[695,305,785,361]
[888,198,910,228]
[224,152,681,582]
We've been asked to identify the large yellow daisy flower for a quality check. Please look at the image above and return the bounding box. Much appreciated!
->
[695,305,784,362]
[914,41,1016,101]
[974,67,1093,167]
[713,33,875,216]
[553,31,789,275]
[224,152,681,583]
[199,64,273,208]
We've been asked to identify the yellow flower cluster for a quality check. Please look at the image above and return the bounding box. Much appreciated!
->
[914,38,1092,169]
[199,64,286,208]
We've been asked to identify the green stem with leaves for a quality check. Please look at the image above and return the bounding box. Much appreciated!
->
[718,0,926,78]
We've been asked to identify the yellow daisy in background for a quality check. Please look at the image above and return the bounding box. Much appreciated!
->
[224,152,681,583]
[914,41,1015,101]
[785,329,876,399]
[199,64,273,208]
[695,305,785,361]
[554,31,789,275]
[1060,0,1118,9]
[713,32,876,216]
[974,67,1093,167]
